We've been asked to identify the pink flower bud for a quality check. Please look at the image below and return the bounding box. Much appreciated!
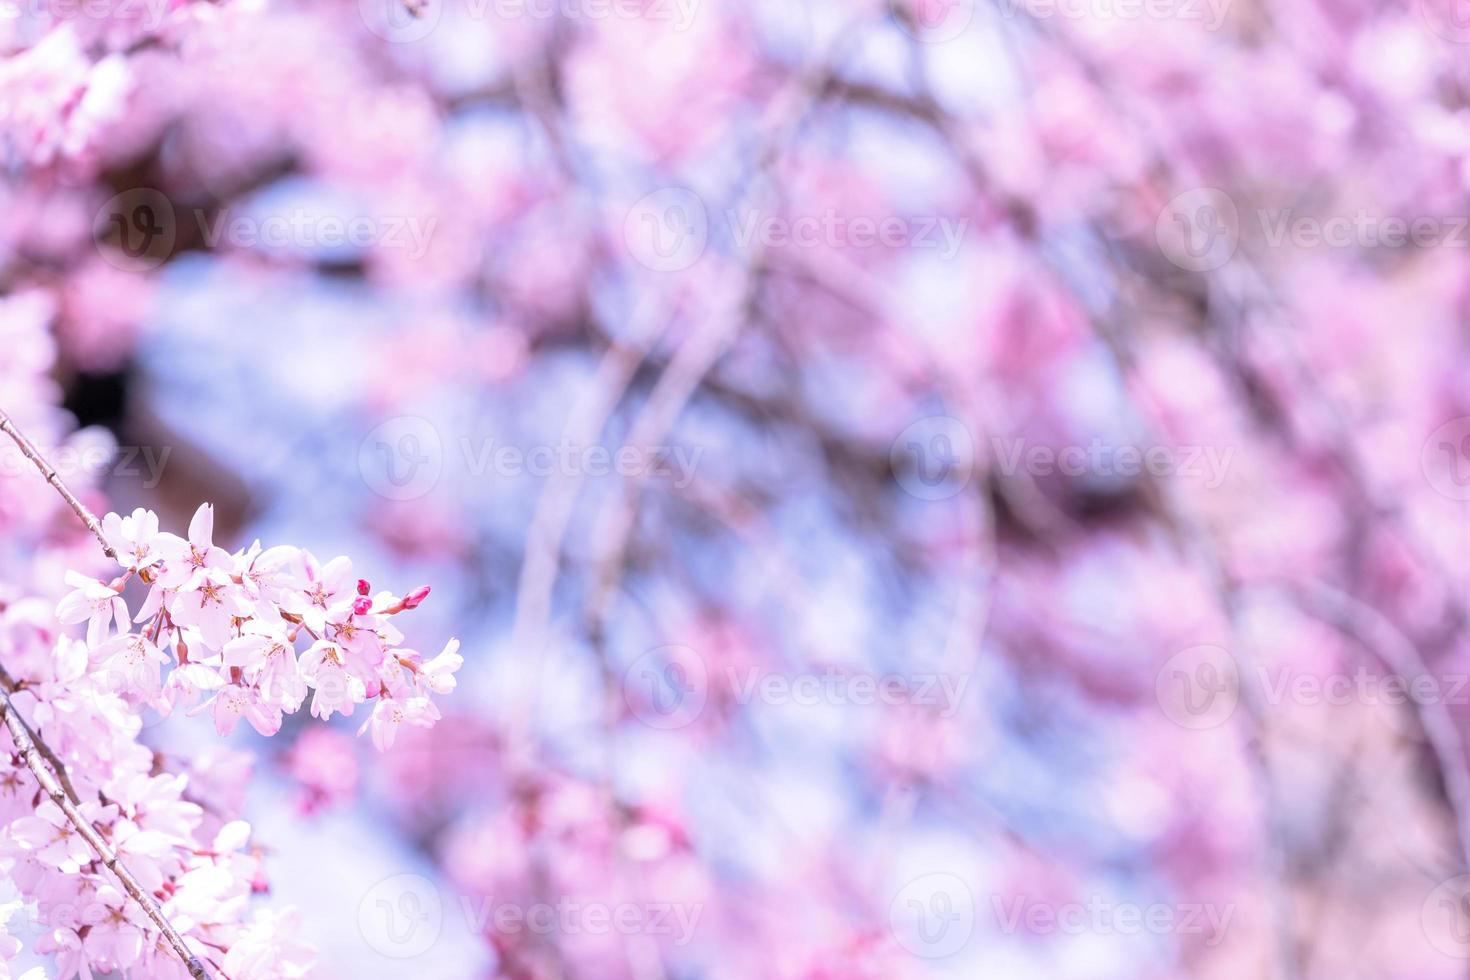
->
[352,596,373,616]
[402,585,430,609]
[357,578,371,596]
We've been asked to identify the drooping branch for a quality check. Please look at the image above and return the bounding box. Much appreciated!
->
[0,668,80,806]
[0,688,212,979]
[0,407,118,562]
[0,406,210,978]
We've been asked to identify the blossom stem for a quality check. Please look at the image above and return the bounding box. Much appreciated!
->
[0,687,213,979]
[0,406,119,562]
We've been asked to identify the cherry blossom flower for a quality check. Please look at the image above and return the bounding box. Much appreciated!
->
[0,197,468,978]
[359,695,439,751]
[282,553,355,634]
[91,632,169,699]
[34,928,87,980]
[417,637,463,696]
[170,568,248,650]
[54,572,126,649]
[209,684,282,737]
[101,508,164,572]
[11,801,101,874]
[154,504,230,589]
[79,885,145,972]
[220,908,315,979]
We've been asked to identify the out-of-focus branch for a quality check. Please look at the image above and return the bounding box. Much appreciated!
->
[1281,580,1470,874]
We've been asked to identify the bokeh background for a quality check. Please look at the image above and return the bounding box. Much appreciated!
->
[8,0,1470,976]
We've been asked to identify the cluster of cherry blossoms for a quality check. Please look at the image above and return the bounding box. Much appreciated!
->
[57,504,461,751]
[0,496,461,978]
[0,589,315,978]
[0,290,397,976]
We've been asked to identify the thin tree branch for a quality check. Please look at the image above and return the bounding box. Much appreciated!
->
[0,668,81,807]
[0,405,210,977]
[0,689,212,979]
[0,406,118,562]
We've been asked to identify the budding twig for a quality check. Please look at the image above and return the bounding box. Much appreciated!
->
[0,406,118,562]
[0,406,211,978]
